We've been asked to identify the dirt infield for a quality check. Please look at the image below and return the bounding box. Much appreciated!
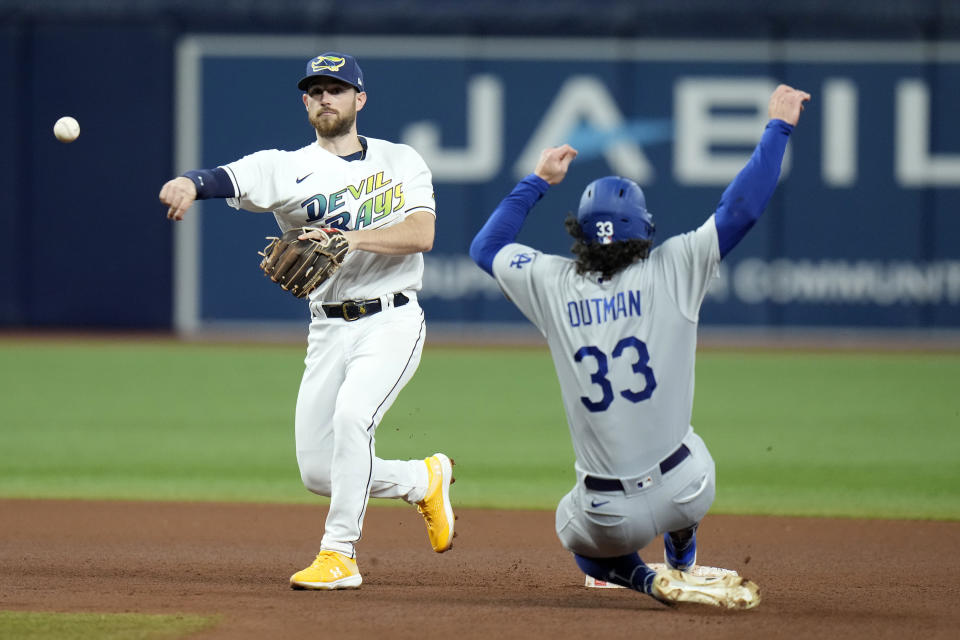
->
[1,500,958,639]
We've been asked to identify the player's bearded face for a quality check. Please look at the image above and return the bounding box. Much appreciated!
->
[310,105,357,138]
[305,81,360,139]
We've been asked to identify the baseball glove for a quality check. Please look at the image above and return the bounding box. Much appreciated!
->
[258,227,349,298]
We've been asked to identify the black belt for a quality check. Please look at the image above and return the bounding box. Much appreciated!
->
[584,444,691,492]
[316,293,409,321]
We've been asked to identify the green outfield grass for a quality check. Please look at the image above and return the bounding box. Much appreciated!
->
[0,338,957,520]
[0,611,217,640]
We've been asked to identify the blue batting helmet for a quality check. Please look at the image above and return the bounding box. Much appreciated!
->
[576,176,655,245]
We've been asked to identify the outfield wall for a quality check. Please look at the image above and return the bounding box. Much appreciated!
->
[1,1,958,336]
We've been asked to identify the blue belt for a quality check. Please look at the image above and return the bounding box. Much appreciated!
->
[584,443,691,492]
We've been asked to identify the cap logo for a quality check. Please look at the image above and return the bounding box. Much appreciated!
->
[310,55,346,72]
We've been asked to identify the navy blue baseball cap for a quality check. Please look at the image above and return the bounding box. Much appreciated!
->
[297,52,365,92]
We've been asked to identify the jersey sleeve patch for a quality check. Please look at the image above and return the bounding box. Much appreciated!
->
[506,250,538,270]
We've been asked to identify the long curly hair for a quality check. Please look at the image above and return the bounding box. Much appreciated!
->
[564,214,652,279]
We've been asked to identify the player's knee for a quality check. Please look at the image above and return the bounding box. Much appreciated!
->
[300,468,332,496]
[297,452,332,496]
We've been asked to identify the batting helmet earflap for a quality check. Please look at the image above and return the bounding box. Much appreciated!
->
[576,176,655,245]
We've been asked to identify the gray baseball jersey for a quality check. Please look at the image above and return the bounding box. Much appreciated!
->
[491,216,720,479]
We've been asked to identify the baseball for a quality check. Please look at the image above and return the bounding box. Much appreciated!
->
[53,116,80,143]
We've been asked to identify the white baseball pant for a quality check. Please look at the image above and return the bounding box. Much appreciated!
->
[294,298,430,557]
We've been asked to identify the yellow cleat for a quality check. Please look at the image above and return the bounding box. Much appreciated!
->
[290,550,362,590]
[417,453,455,552]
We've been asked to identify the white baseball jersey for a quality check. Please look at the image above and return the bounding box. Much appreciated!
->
[492,216,721,478]
[222,137,436,301]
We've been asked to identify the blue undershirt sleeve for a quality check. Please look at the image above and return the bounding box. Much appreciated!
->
[469,174,550,276]
[714,119,794,259]
[182,167,236,200]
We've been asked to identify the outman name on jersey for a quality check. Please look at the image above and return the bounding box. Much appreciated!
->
[566,291,642,327]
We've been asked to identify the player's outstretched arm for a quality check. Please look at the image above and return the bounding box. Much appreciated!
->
[712,84,810,258]
[470,145,579,276]
[159,167,237,221]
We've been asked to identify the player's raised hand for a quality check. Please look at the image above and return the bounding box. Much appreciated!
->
[768,84,811,126]
[534,144,578,186]
[159,176,198,221]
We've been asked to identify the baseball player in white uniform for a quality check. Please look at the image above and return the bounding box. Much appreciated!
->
[469,84,809,608]
[159,52,455,590]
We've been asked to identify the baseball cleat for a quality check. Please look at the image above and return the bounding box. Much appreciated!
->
[650,569,760,610]
[417,453,455,552]
[663,526,697,571]
[290,550,362,590]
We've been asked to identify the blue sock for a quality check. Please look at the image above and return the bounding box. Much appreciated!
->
[664,524,697,570]
[575,553,657,594]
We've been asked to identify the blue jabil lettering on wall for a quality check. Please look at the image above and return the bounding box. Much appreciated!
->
[405,74,960,189]
[567,291,642,327]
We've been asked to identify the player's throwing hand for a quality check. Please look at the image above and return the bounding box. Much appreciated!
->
[768,84,811,126]
[534,144,578,185]
[158,176,198,221]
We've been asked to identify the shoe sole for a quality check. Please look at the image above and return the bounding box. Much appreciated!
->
[652,570,760,610]
[290,574,363,590]
[432,452,455,553]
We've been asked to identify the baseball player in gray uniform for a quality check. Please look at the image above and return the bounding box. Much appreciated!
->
[159,52,455,590]
[470,84,809,608]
